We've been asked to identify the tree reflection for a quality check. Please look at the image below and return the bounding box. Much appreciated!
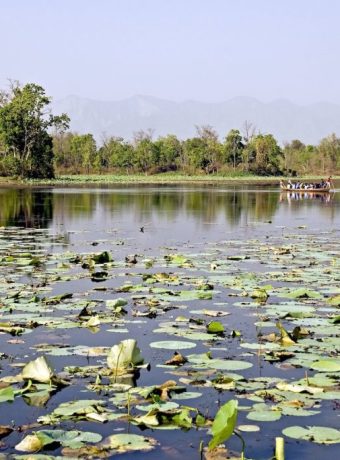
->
[1,185,338,229]
[0,188,53,227]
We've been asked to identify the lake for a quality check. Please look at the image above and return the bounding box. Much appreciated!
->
[0,183,339,459]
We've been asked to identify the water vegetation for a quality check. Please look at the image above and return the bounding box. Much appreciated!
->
[0,214,339,458]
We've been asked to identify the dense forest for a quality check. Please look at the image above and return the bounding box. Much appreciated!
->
[1,83,340,178]
[51,127,340,177]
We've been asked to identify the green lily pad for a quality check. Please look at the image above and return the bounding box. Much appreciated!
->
[247,410,281,422]
[207,321,225,334]
[310,359,340,372]
[282,425,340,444]
[150,340,196,350]
[100,433,158,452]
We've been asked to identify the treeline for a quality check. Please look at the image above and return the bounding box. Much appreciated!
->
[54,126,283,175]
[52,127,340,176]
[53,127,283,175]
[1,83,340,179]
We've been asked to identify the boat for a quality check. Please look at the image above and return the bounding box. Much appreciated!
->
[280,186,331,193]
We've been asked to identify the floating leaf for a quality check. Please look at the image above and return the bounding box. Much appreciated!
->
[207,321,225,334]
[106,298,128,308]
[150,340,196,350]
[15,434,43,452]
[327,294,340,306]
[100,433,158,453]
[247,410,281,422]
[15,429,102,452]
[237,424,260,432]
[282,426,340,444]
[310,359,340,372]
[283,288,322,299]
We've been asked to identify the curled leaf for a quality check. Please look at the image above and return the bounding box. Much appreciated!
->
[22,356,54,383]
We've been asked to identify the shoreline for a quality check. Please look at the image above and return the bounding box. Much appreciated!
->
[0,173,338,187]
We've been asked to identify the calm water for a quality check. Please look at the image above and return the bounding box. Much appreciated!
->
[0,183,339,460]
[0,183,339,240]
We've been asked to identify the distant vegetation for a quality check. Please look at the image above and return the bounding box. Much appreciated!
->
[1,83,340,178]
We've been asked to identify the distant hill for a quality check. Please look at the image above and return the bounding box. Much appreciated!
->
[52,95,340,145]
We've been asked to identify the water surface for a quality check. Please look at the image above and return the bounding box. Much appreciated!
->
[0,184,339,459]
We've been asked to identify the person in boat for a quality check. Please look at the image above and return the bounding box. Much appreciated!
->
[326,176,332,188]
[280,180,285,189]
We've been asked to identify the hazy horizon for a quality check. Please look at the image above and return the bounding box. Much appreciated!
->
[55,93,340,107]
[1,0,340,106]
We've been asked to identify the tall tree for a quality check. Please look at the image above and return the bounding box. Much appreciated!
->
[317,133,340,173]
[223,129,244,169]
[0,82,69,178]
[99,136,134,171]
[69,134,97,173]
[133,130,159,172]
[154,134,182,171]
[283,139,306,174]
[247,134,282,175]
[183,125,222,173]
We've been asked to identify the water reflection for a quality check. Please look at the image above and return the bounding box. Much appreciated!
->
[54,188,281,225]
[0,185,338,229]
[280,191,334,203]
[0,188,53,227]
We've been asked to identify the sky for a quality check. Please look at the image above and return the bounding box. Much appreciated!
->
[0,0,340,104]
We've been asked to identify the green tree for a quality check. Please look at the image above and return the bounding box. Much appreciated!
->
[317,133,340,173]
[99,136,134,171]
[283,139,305,174]
[183,126,222,173]
[53,132,76,172]
[0,82,69,178]
[133,130,159,172]
[153,134,182,171]
[69,134,97,173]
[223,129,244,169]
[247,134,282,175]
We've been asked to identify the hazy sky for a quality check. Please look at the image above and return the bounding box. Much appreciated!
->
[1,0,339,104]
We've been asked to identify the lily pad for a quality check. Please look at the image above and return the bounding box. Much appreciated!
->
[247,410,281,422]
[282,425,340,444]
[150,340,196,350]
[100,433,158,453]
[310,359,340,372]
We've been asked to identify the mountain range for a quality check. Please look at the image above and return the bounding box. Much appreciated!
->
[52,95,340,145]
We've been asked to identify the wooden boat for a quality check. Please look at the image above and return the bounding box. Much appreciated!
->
[280,186,331,193]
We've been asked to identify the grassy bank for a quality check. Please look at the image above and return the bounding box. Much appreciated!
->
[0,173,339,186]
